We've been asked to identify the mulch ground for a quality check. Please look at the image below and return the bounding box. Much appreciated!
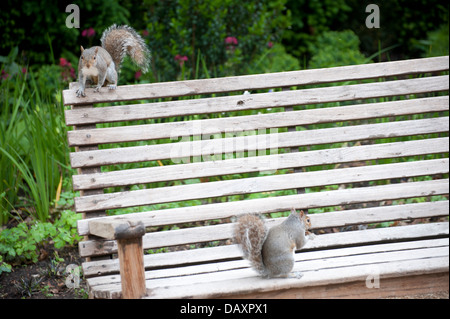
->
[0,245,87,299]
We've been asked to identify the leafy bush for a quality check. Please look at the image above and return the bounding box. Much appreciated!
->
[0,210,82,268]
[418,23,449,57]
[308,30,368,69]
[143,0,290,81]
[1,48,69,224]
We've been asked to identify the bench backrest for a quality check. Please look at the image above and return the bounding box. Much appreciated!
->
[63,56,449,279]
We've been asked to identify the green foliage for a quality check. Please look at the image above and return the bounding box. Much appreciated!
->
[0,255,12,275]
[419,23,449,57]
[1,48,69,224]
[250,43,300,74]
[143,0,290,81]
[0,0,131,65]
[283,0,448,62]
[308,30,368,69]
[282,0,352,60]
[0,210,82,267]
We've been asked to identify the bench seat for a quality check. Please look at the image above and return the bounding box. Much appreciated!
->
[63,56,449,298]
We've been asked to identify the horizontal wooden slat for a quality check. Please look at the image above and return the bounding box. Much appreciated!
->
[88,235,448,297]
[70,117,449,169]
[142,254,449,299]
[73,137,449,212]
[80,204,449,256]
[84,234,448,286]
[77,178,449,257]
[67,96,449,146]
[65,75,449,127]
[82,200,450,253]
[63,56,449,106]
[82,234,449,278]
[90,236,449,284]
[74,156,449,213]
[72,131,449,191]
[78,189,449,237]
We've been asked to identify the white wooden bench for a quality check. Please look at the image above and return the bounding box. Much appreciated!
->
[63,56,449,299]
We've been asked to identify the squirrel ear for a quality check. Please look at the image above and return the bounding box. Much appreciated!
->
[80,46,84,53]
[95,47,99,54]
[299,210,305,217]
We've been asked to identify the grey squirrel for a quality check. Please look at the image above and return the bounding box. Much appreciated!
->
[234,209,315,278]
[76,24,150,97]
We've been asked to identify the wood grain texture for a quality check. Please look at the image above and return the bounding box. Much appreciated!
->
[77,179,449,257]
[63,56,449,106]
[65,75,449,127]
[74,158,449,213]
[84,237,449,298]
[66,96,449,146]
[117,237,147,299]
[72,135,449,192]
[67,56,449,298]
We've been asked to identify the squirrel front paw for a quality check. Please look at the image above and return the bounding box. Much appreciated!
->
[107,84,117,90]
[76,88,86,97]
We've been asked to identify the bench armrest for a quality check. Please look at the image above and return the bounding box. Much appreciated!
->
[89,219,145,240]
[88,219,147,298]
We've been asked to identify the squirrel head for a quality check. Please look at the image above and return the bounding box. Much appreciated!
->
[79,46,99,69]
[289,208,312,230]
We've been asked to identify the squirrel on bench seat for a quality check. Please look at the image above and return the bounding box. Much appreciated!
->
[234,209,315,278]
[76,24,151,97]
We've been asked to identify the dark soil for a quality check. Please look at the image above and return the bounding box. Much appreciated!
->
[0,245,87,299]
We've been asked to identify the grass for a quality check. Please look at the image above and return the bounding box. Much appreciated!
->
[0,63,69,224]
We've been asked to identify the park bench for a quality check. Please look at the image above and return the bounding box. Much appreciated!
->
[63,56,449,299]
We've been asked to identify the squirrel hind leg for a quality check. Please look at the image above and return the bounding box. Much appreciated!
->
[105,63,118,90]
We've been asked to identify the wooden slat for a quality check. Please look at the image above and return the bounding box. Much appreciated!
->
[82,234,449,278]
[78,179,449,256]
[74,157,449,213]
[82,201,450,254]
[134,201,449,249]
[85,235,449,298]
[63,56,449,106]
[69,117,449,169]
[73,134,449,191]
[85,237,449,284]
[73,138,449,214]
[66,96,449,146]
[65,75,449,126]
[78,193,449,238]
[143,256,449,299]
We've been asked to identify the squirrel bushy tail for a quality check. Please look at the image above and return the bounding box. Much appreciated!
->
[234,209,313,278]
[100,24,151,74]
[234,214,268,276]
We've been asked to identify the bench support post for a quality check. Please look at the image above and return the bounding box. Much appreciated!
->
[89,219,147,298]
[117,236,147,299]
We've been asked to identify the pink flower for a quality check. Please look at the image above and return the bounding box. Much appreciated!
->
[267,41,273,49]
[135,70,142,80]
[225,36,238,51]
[174,54,188,66]
[59,57,69,67]
[59,57,76,81]
[82,27,96,38]
[142,29,149,37]
[1,70,10,80]
[21,67,27,74]
[225,36,238,46]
